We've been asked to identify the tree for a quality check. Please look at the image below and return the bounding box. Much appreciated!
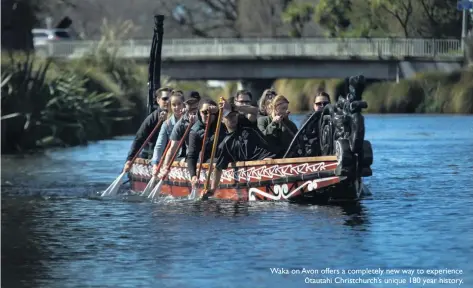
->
[159,0,241,37]
[314,0,464,38]
[417,0,462,38]
[1,0,37,51]
[157,0,299,38]
[237,0,286,37]
[1,0,79,52]
[315,0,353,37]
[370,0,413,37]
[281,2,315,37]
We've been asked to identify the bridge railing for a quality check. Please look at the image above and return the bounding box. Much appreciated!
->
[40,38,463,59]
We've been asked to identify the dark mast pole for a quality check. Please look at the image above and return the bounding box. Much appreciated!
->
[147,15,164,115]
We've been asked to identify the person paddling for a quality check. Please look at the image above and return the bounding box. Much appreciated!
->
[123,87,171,172]
[150,90,185,172]
[186,99,226,187]
[257,95,298,158]
[205,107,276,197]
[157,91,218,178]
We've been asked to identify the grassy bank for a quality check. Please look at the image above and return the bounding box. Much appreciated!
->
[3,53,469,155]
[274,68,473,114]
[363,68,473,114]
[1,51,147,153]
[177,68,473,114]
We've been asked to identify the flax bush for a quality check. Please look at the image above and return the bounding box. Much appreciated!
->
[1,20,152,153]
[1,53,134,153]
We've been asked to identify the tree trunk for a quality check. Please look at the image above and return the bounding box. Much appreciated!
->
[1,0,35,52]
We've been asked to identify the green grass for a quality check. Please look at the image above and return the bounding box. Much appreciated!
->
[362,68,473,114]
[166,68,473,114]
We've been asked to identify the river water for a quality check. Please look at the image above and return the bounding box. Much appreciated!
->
[2,114,473,288]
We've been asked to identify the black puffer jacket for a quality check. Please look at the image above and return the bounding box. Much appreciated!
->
[126,107,163,161]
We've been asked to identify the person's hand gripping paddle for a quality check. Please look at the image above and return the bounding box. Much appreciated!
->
[148,121,194,200]
[199,98,224,200]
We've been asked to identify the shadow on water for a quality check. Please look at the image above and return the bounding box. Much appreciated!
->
[1,199,51,288]
[296,201,370,228]
[146,196,370,228]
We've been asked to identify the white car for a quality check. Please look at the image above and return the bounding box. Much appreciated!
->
[32,28,75,56]
[32,28,74,45]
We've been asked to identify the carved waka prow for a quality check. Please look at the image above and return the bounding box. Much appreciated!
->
[284,74,373,200]
[321,74,373,175]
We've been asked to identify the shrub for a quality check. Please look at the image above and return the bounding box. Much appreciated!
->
[1,53,134,153]
[362,67,473,114]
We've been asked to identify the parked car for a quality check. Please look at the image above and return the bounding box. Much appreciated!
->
[32,28,75,57]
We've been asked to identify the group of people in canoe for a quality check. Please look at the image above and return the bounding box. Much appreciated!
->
[123,87,331,193]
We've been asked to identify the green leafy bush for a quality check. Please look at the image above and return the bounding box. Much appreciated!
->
[362,68,473,114]
[1,53,133,153]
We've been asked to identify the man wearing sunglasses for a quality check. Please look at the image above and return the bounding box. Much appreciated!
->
[291,91,331,158]
[123,87,171,172]
[221,90,259,128]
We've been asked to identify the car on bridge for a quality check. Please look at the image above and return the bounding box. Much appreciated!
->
[33,28,76,57]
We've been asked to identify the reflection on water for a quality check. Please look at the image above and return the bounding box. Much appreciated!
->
[2,115,473,288]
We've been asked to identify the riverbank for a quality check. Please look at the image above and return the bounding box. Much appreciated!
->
[1,51,147,154]
[269,67,473,114]
[186,67,473,114]
[3,54,470,155]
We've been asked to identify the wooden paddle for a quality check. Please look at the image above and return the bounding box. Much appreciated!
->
[282,122,296,138]
[148,121,194,200]
[141,140,172,197]
[189,113,212,199]
[199,99,224,199]
[101,118,165,197]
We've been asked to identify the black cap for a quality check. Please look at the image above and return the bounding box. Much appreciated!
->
[184,91,201,104]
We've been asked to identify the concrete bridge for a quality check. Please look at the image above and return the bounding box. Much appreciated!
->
[43,38,464,98]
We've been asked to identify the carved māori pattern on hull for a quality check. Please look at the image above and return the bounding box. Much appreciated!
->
[129,161,339,183]
[248,176,342,201]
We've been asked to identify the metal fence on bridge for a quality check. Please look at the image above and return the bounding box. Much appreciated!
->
[39,38,463,60]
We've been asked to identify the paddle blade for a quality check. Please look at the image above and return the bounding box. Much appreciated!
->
[148,179,163,199]
[140,176,156,197]
[188,186,198,200]
[101,172,127,197]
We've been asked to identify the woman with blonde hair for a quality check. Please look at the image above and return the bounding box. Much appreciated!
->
[258,88,277,116]
[257,94,298,157]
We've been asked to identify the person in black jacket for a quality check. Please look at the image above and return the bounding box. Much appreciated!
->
[186,99,227,187]
[206,109,276,195]
[303,91,331,123]
[220,90,259,129]
[157,94,219,179]
[123,87,171,172]
[295,91,331,158]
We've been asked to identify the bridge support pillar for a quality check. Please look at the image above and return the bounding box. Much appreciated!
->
[240,78,276,105]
